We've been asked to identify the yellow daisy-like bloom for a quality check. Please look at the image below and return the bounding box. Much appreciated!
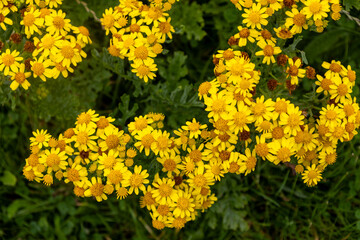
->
[285,8,308,34]
[329,76,352,104]
[273,98,290,121]
[63,163,88,186]
[21,8,44,38]
[45,9,72,36]
[131,58,158,82]
[242,3,268,29]
[39,148,68,173]
[101,8,121,35]
[318,149,337,166]
[98,149,122,176]
[0,8,13,31]
[30,56,53,81]
[55,38,83,68]
[187,165,215,193]
[235,26,259,47]
[344,65,356,86]
[205,159,225,181]
[170,190,195,218]
[302,164,322,187]
[0,49,23,76]
[251,95,275,124]
[134,127,155,156]
[268,138,295,165]
[154,17,175,41]
[84,177,107,202]
[128,116,153,135]
[140,185,157,210]
[128,40,157,62]
[99,126,124,151]
[204,91,234,121]
[294,126,319,151]
[239,148,257,175]
[75,109,99,129]
[8,64,32,91]
[30,129,51,149]
[157,152,182,177]
[302,0,330,21]
[315,74,333,95]
[123,165,149,195]
[33,34,62,57]
[225,56,255,84]
[279,104,305,136]
[152,176,177,205]
[73,26,92,45]
[107,164,130,189]
[322,60,346,79]
[319,104,345,129]
[182,118,207,139]
[286,58,306,85]
[72,123,98,151]
[52,61,74,78]
[229,102,253,134]
[151,129,172,157]
[255,40,282,65]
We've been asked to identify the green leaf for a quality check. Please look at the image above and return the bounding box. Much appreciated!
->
[158,51,188,85]
[343,0,360,11]
[0,170,17,186]
[117,94,139,126]
[355,209,360,219]
[170,1,206,41]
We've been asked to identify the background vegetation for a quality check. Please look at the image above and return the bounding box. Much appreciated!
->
[1,0,360,239]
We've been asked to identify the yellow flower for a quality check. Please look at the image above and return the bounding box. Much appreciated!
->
[182,118,207,139]
[8,64,31,91]
[55,37,83,68]
[268,138,295,165]
[84,177,108,202]
[170,190,195,219]
[315,74,333,95]
[302,164,322,186]
[319,104,345,129]
[134,127,155,156]
[30,56,54,81]
[123,165,149,195]
[39,148,68,173]
[279,104,305,136]
[205,159,225,181]
[329,76,352,103]
[21,8,44,38]
[187,165,214,193]
[285,8,308,34]
[154,17,175,41]
[251,95,275,124]
[302,0,330,21]
[63,163,88,186]
[45,9,72,36]
[72,123,98,151]
[0,49,23,76]
[225,56,255,84]
[101,8,121,35]
[152,175,177,205]
[255,40,282,65]
[128,116,153,134]
[286,58,306,85]
[99,126,124,151]
[157,152,182,177]
[235,26,259,47]
[131,58,157,82]
[0,8,13,31]
[152,129,172,157]
[33,34,62,57]
[322,60,346,79]
[30,129,51,149]
[239,148,257,175]
[98,149,122,176]
[242,3,268,29]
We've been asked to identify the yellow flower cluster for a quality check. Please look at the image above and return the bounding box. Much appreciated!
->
[229,0,342,55]
[202,49,359,187]
[101,0,176,82]
[0,0,90,90]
